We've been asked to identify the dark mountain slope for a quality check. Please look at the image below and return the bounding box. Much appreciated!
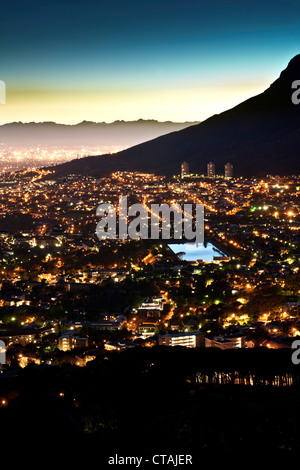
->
[51,55,300,177]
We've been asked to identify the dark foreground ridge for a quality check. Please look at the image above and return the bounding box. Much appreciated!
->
[50,55,300,178]
[1,347,299,462]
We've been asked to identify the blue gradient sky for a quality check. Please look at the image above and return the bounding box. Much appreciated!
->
[1,0,300,124]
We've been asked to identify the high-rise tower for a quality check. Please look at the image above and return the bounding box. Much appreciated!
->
[207,162,215,177]
[181,161,189,178]
[225,162,233,178]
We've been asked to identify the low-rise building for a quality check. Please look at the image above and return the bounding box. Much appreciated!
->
[138,322,156,338]
[205,334,247,349]
[82,315,126,331]
[104,340,138,351]
[158,332,205,348]
[58,332,88,351]
[0,328,39,346]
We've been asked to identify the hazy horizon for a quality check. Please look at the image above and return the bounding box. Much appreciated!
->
[0,119,199,172]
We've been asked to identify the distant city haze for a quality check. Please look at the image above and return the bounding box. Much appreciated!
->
[0,120,198,172]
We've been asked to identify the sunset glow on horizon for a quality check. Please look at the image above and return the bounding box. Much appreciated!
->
[1,0,300,124]
[2,80,270,125]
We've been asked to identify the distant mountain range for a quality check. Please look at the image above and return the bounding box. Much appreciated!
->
[50,55,300,178]
[0,119,199,148]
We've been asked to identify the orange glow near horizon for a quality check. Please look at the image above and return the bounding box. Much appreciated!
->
[0,81,266,125]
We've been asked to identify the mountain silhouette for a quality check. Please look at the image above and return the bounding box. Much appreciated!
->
[50,55,300,177]
[0,120,198,148]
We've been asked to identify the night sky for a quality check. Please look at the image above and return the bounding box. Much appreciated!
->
[1,0,300,124]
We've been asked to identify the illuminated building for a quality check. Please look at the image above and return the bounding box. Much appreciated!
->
[207,162,215,177]
[225,162,233,178]
[205,335,246,349]
[58,333,88,351]
[158,332,205,348]
[0,330,37,346]
[138,323,157,338]
[58,335,72,352]
[104,340,137,351]
[181,161,189,178]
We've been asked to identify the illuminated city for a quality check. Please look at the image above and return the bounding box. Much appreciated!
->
[0,144,125,173]
[0,169,299,356]
[0,159,299,457]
